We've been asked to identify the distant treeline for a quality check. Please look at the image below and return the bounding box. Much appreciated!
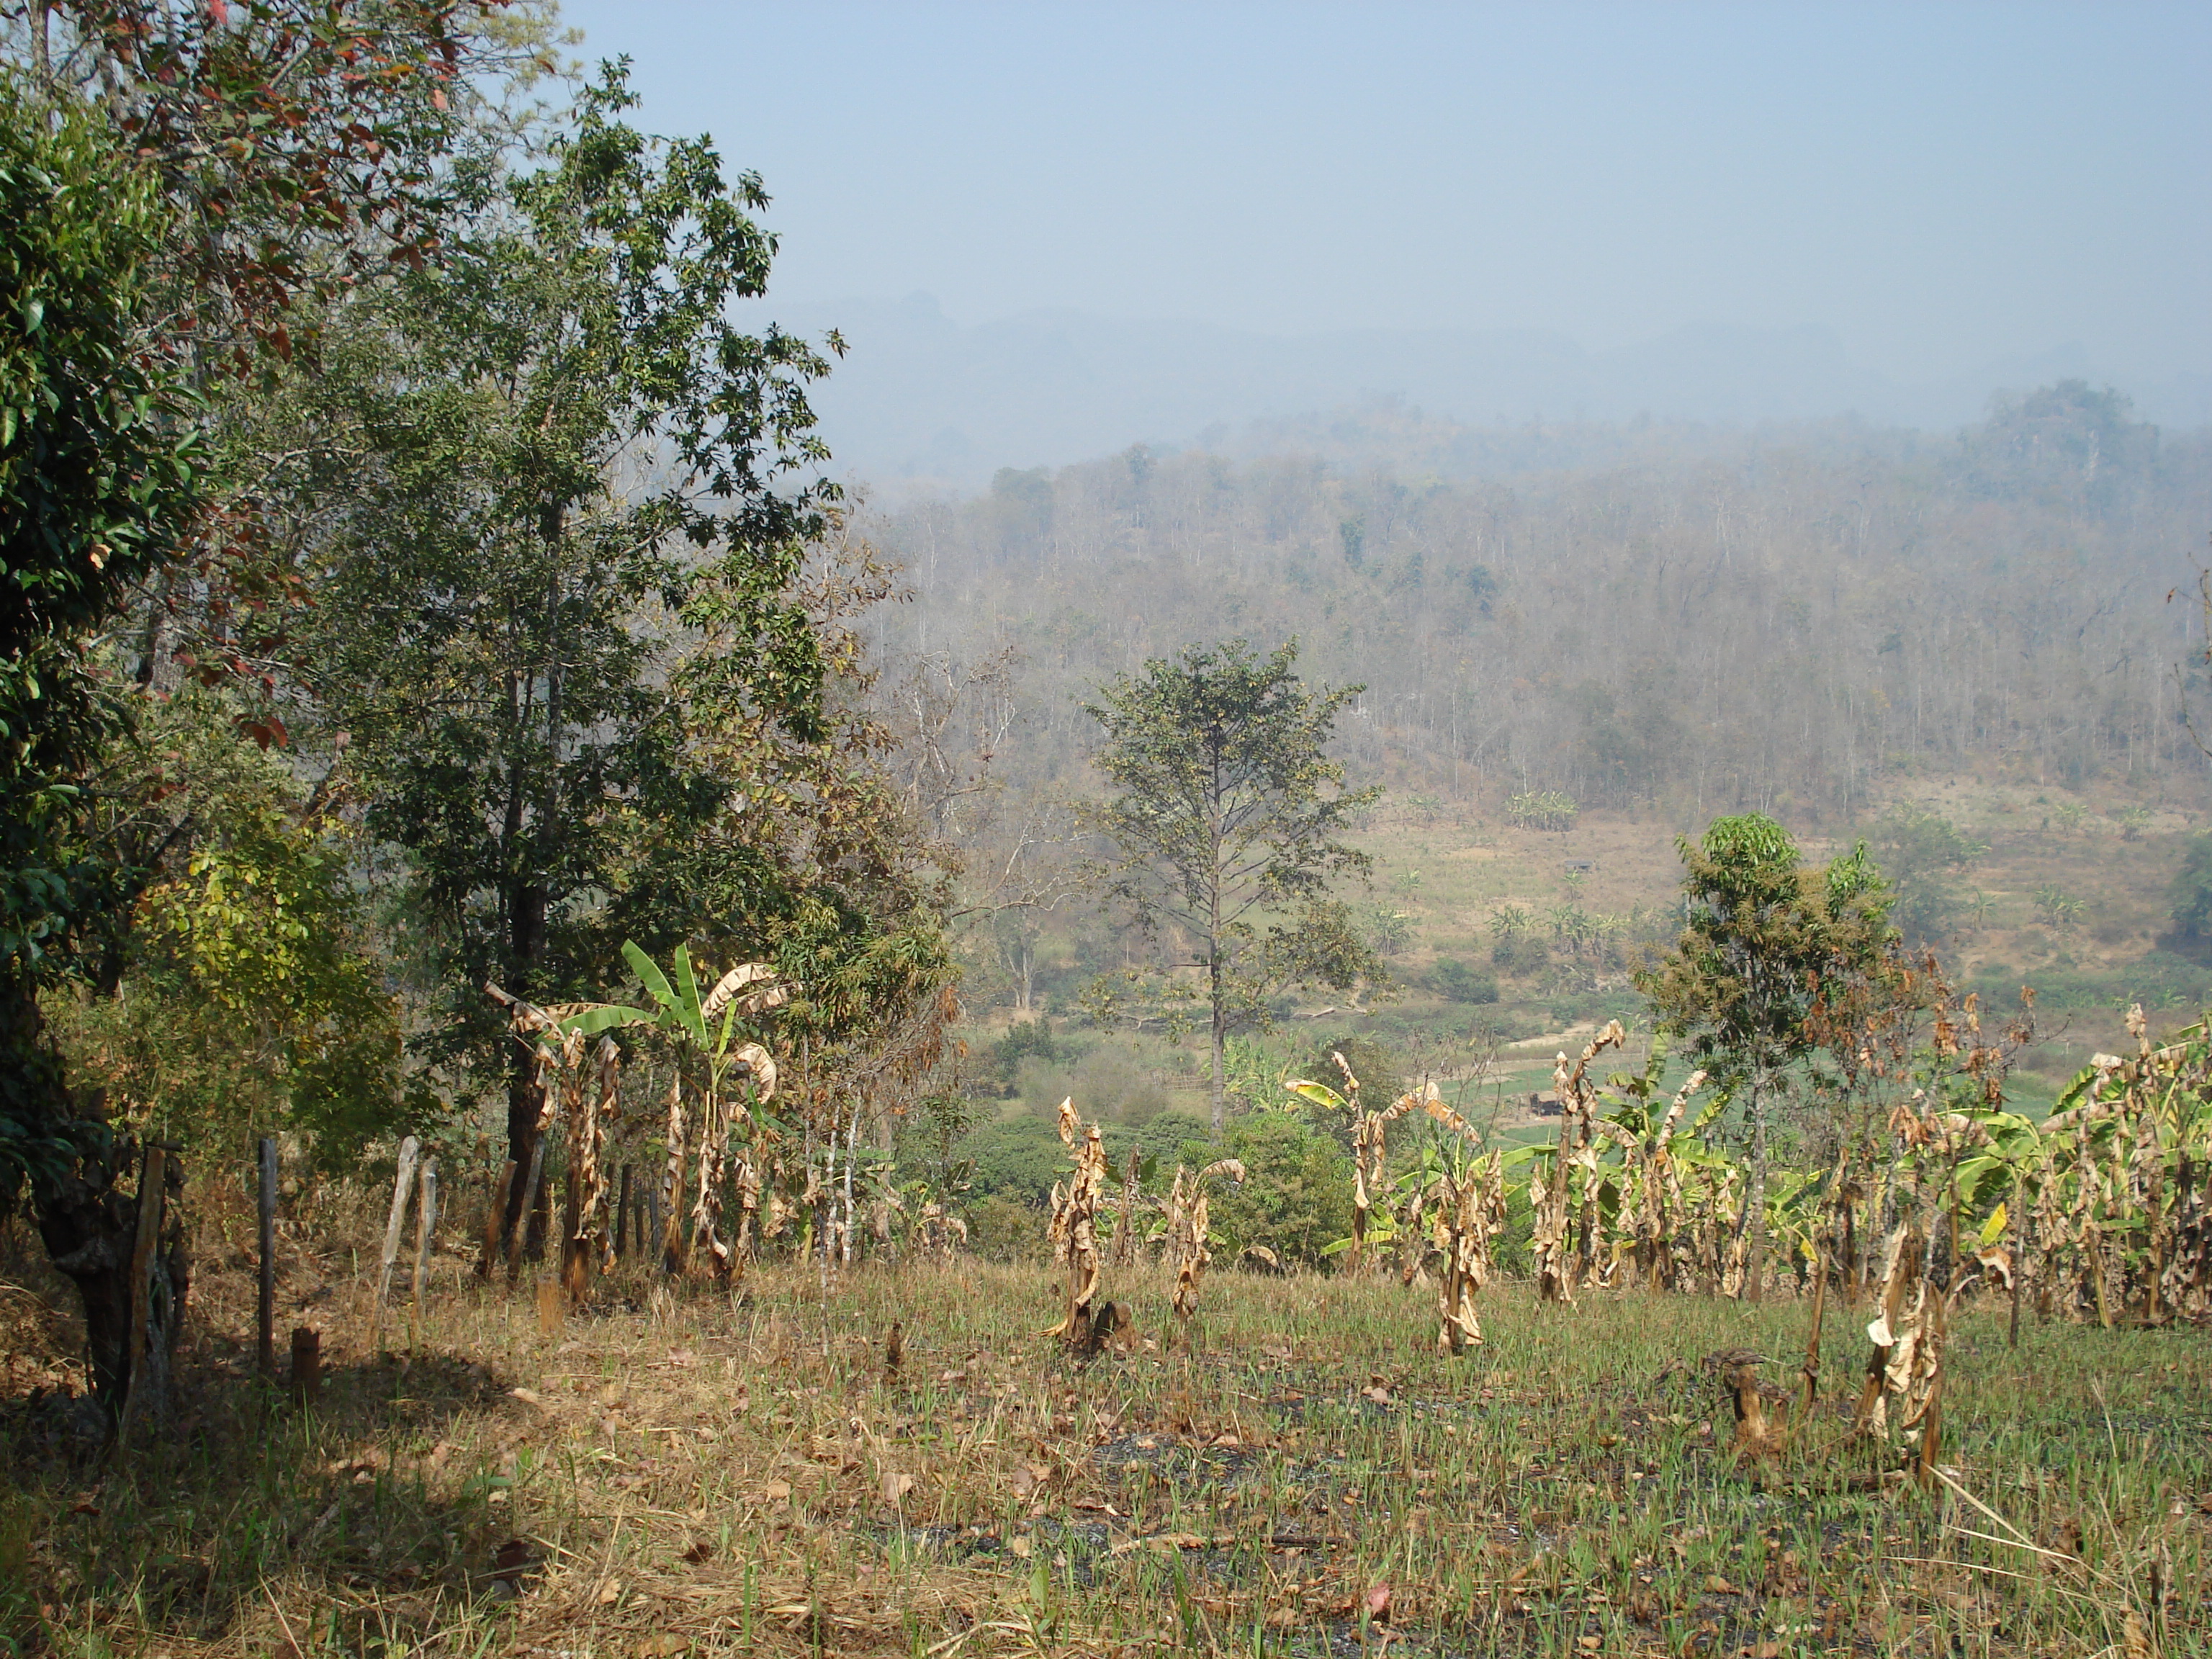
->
[860,382,2212,822]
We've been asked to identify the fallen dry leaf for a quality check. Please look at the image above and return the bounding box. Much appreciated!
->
[508,1388,544,1407]
[763,1479,791,1502]
[881,1470,914,1504]
[632,1635,689,1658]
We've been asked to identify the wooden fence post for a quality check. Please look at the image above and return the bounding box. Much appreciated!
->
[410,1159,438,1349]
[371,1136,422,1353]
[114,1146,168,1450]
[257,1138,278,1384]
[289,1327,320,1406]
[508,1132,549,1285]
[616,1165,633,1262]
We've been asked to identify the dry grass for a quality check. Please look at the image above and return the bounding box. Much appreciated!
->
[3,1186,2209,1658]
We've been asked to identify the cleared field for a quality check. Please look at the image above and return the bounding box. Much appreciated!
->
[5,1211,2206,1659]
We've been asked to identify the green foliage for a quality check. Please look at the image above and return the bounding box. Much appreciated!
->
[302,66,857,1133]
[1866,804,1986,940]
[1430,959,1500,1004]
[1083,638,1382,1129]
[959,1115,1066,1205]
[0,77,204,1208]
[2033,883,2086,932]
[994,1017,1059,1076]
[1506,790,1578,832]
[1292,1034,1402,1119]
[2167,833,2212,958]
[44,698,409,1167]
[1202,1112,1354,1267]
[1636,815,1894,1225]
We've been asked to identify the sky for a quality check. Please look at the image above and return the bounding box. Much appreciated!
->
[552,0,2208,397]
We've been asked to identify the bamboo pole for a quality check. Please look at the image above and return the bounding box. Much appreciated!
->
[257,1138,278,1384]
[370,1136,422,1352]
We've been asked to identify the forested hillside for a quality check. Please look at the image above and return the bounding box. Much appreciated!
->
[860,384,2212,829]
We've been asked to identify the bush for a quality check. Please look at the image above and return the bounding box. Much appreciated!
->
[1294,1035,1401,1112]
[1431,959,1500,1004]
[963,1192,1046,1262]
[959,1115,1067,1204]
[2167,833,2212,959]
[1491,934,1550,973]
[1202,1114,1354,1268]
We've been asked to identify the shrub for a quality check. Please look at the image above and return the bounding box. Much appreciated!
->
[1431,959,1500,1004]
[1491,934,1550,973]
[1202,1114,1354,1268]
[960,1115,1068,1203]
[964,1193,1046,1262]
[2168,833,2212,958]
[1295,1035,1402,1115]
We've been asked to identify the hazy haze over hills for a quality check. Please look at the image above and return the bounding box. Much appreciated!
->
[773,294,2212,490]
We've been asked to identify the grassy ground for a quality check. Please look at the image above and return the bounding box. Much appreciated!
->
[983,779,2212,1128]
[5,1198,2208,1658]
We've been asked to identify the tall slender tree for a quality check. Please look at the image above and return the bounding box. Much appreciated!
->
[304,66,842,1210]
[1085,639,1381,1133]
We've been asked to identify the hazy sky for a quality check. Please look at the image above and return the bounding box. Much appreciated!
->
[554,1,2208,386]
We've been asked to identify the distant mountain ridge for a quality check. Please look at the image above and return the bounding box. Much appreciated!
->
[759,293,2212,490]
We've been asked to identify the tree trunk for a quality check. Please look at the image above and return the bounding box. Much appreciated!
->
[1743,1080,1768,1305]
[500,879,549,1242]
[38,1143,187,1422]
[1208,949,1226,1135]
[8,976,187,1421]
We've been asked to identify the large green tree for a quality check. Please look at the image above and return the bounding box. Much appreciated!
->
[1084,639,1381,1133]
[1635,813,1890,1301]
[302,66,846,1201]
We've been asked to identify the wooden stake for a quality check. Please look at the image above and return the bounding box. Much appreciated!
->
[370,1136,423,1352]
[410,1159,438,1349]
[561,1141,588,1303]
[257,1138,278,1384]
[508,1130,549,1285]
[536,1275,563,1335]
[114,1146,168,1449]
[616,1164,633,1262]
[289,1327,320,1406]
[1791,1244,1827,1451]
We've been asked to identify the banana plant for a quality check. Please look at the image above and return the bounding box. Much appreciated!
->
[559,940,788,1274]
